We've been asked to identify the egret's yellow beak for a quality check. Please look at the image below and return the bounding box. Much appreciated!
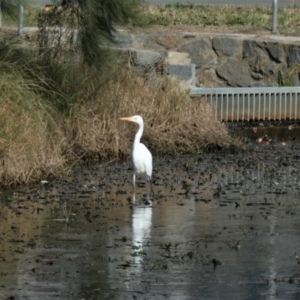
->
[120,117,133,122]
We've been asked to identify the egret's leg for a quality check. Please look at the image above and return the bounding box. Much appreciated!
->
[133,174,136,190]
[132,192,136,203]
[148,177,153,195]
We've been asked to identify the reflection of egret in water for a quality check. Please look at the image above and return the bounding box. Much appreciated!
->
[119,192,153,293]
[131,192,152,264]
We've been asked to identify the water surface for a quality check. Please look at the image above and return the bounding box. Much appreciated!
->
[1,142,300,299]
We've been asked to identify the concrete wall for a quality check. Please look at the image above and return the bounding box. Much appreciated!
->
[114,30,300,88]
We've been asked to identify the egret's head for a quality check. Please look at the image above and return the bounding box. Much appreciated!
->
[120,115,143,126]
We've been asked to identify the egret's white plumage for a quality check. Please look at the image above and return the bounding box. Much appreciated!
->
[120,115,152,189]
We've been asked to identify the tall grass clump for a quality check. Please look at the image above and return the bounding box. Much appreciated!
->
[0,56,65,184]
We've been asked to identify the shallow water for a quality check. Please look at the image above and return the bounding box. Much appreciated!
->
[1,142,300,300]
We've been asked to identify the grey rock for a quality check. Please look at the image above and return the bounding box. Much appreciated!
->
[212,36,239,56]
[144,35,165,51]
[243,40,257,58]
[130,48,162,71]
[216,58,253,87]
[248,47,276,76]
[266,43,285,63]
[178,39,217,69]
[196,68,227,88]
[287,47,300,67]
[251,71,264,80]
[248,55,257,70]
[156,34,183,50]
[166,65,192,81]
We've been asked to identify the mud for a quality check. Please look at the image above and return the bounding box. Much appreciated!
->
[1,140,300,299]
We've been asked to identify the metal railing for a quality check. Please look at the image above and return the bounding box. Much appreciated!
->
[190,65,300,122]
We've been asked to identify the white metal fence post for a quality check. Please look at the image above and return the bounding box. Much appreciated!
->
[272,0,278,32]
[18,4,24,36]
[0,1,2,28]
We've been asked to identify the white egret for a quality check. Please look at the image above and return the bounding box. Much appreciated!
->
[120,115,152,190]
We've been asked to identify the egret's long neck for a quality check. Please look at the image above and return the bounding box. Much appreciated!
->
[133,122,144,149]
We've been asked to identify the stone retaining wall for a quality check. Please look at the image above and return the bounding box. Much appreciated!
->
[114,30,300,88]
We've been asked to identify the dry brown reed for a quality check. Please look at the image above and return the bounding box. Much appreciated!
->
[68,68,231,160]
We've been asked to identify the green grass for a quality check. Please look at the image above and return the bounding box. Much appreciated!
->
[3,4,300,34]
[140,4,300,33]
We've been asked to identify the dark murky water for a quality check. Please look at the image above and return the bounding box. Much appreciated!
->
[1,141,300,300]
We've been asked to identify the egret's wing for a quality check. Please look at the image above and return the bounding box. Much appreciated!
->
[132,143,152,179]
